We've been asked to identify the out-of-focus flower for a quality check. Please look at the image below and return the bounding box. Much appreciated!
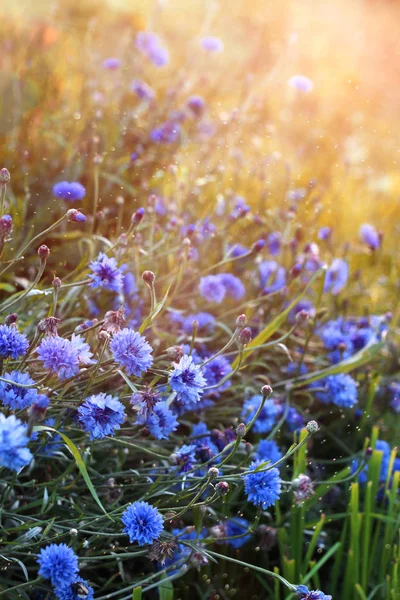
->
[201,36,224,52]
[288,75,313,93]
[324,258,349,295]
[0,370,38,410]
[53,181,86,201]
[360,223,380,249]
[0,414,32,471]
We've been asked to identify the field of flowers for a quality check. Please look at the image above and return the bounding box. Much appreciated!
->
[0,0,399,599]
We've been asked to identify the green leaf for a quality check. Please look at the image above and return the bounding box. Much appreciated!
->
[158,578,174,600]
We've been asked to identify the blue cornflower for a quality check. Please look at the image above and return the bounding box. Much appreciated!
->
[0,324,29,359]
[53,181,86,201]
[131,79,155,101]
[288,75,313,93]
[268,232,281,255]
[199,275,226,304]
[201,36,224,52]
[295,585,332,599]
[174,443,197,473]
[360,223,380,249]
[37,543,79,588]
[38,417,63,456]
[288,300,316,323]
[151,121,181,144]
[219,273,246,300]
[37,336,80,380]
[286,407,305,432]
[70,334,94,365]
[137,402,178,440]
[255,439,283,466]
[259,260,286,294]
[190,423,219,462]
[243,460,282,508]
[241,396,280,434]
[314,374,358,408]
[110,328,153,376]
[324,258,349,295]
[0,370,38,410]
[89,252,123,293]
[0,414,32,471]
[223,517,251,548]
[136,31,169,66]
[202,355,232,396]
[173,311,215,334]
[102,57,120,69]
[54,577,94,600]
[169,355,206,407]
[122,501,164,545]
[77,393,126,440]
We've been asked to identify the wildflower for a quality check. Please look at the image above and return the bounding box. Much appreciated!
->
[70,334,94,365]
[136,31,169,66]
[0,370,38,410]
[243,460,282,508]
[216,481,230,495]
[295,585,332,600]
[0,214,12,236]
[187,95,205,117]
[110,328,153,376]
[267,232,281,255]
[89,252,123,293]
[360,223,380,249]
[30,394,50,421]
[38,316,61,336]
[77,393,126,440]
[131,79,155,101]
[255,439,283,466]
[137,401,178,440]
[0,414,32,471]
[318,226,332,241]
[148,539,178,565]
[102,57,120,69]
[37,336,80,380]
[292,474,314,504]
[151,121,180,144]
[103,308,126,334]
[199,275,226,304]
[67,209,86,223]
[223,517,251,548]
[53,181,86,201]
[286,407,305,432]
[306,420,319,434]
[201,36,224,52]
[241,396,280,434]
[0,167,10,184]
[121,501,164,545]
[173,444,197,472]
[324,258,349,295]
[169,355,206,407]
[178,311,216,334]
[314,373,358,408]
[0,324,29,359]
[219,273,246,300]
[288,75,313,93]
[259,260,286,294]
[228,243,248,258]
[54,578,94,600]
[202,355,232,395]
[37,417,63,456]
[37,543,79,588]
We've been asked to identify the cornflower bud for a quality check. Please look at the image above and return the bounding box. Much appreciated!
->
[0,168,10,184]
[142,270,155,286]
[5,313,18,325]
[38,245,50,261]
[238,327,252,346]
[52,277,62,289]
[132,207,145,224]
[236,423,246,437]
[261,384,273,398]
[208,467,219,480]
[306,420,319,433]
[67,209,86,223]
[236,314,247,328]
[215,481,229,496]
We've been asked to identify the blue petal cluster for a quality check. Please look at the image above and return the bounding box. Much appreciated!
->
[243,460,282,509]
[137,401,178,440]
[0,414,32,471]
[202,355,232,396]
[37,336,80,380]
[53,181,86,201]
[37,543,79,588]
[110,328,153,376]
[255,439,283,466]
[89,252,123,293]
[295,585,332,600]
[77,393,126,440]
[122,501,164,545]
[324,258,349,295]
[169,355,206,407]
[223,517,251,548]
[55,578,94,600]
[241,396,280,434]
[360,223,380,249]
[314,373,358,408]
[0,370,38,410]
[136,31,169,66]
[199,273,245,303]
[0,324,29,359]
[259,260,286,294]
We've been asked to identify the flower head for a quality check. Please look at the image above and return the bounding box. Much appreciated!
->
[199,275,226,304]
[53,181,86,201]
[0,370,38,410]
[259,261,286,294]
[219,273,246,300]
[169,355,206,407]
[131,79,155,101]
[295,585,332,600]
[54,578,94,600]
[324,258,349,295]
[202,355,232,396]
[89,252,123,293]
[137,401,178,440]
[110,328,153,376]
[37,543,79,588]
[77,393,125,440]
[360,223,380,249]
[255,439,283,466]
[136,31,169,66]
[223,517,251,548]
[243,460,282,508]
[174,443,197,473]
[241,396,280,434]
[102,57,120,70]
[151,121,180,144]
[0,414,32,471]
[37,336,80,380]
[0,324,28,359]
[314,373,358,408]
[122,501,164,545]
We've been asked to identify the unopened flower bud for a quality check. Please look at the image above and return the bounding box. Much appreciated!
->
[0,215,12,236]
[142,270,155,286]
[252,239,266,253]
[236,423,246,437]
[0,168,10,184]
[165,345,184,361]
[290,263,303,278]
[261,384,273,398]
[67,209,86,223]
[295,310,310,324]
[236,314,247,328]
[70,528,78,537]
[30,394,50,420]
[98,330,111,343]
[245,442,253,454]
[215,481,229,496]
[52,277,62,289]
[5,313,18,325]
[132,207,145,224]
[38,245,50,261]
[208,467,219,480]
[306,420,319,434]
[238,327,252,346]
[365,447,373,457]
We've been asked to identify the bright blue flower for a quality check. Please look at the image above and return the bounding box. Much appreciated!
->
[137,401,178,440]
[0,414,32,471]
[37,543,79,588]
[102,57,120,69]
[255,439,283,466]
[174,443,197,473]
[360,223,380,249]
[219,273,245,300]
[53,181,86,201]
[288,75,313,93]
[136,31,169,66]
[169,355,206,407]
[89,252,123,293]
[122,501,164,545]
[314,374,358,408]
[259,260,286,294]
[201,36,224,52]
[295,585,332,599]
[77,393,126,440]
[223,517,251,548]
[202,355,232,396]
[267,232,281,255]
[0,370,38,410]
[0,324,28,359]
[110,328,153,376]
[37,336,80,380]
[199,275,226,303]
[131,79,155,101]
[190,423,219,462]
[241,396,280,434]
[54,577,94,600]
[324,258,349,295]
[243,460,282,508]
[151,122,180,144]
[286,407,305,432]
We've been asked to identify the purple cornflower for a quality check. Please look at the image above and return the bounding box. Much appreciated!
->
[131,388,162,420]
[53,181,86,201]
[0,324,29,359]
[199,275,226,304]
[241,396,280,434]
[267,232,281,255]
[137,401,178,440]
[324,258,349,295]
[255,439,283,466]
[360,223,380,249]
[55,577,94,600]
[187,95,205,117]
[131,79,155,101]
[110,328,153,376]
[295,585,332,600]
[243,460,282,508]
[37,336,80,380]
[223,517,251,548]
[151,121,180,144]
[174,443,197,473]
[314,373,358,408]
[77,393,126,440]
[169,355,206,407]
[230,195,250,219]
[259,261,286,294]
[122,501,164,545]
[37,543,79,588]
[70,334,94,365]
[0,370,38,410]
[0,414,32,471]
[202,355,232,396]
[180,312,216,334]
[102,57,121,70]
[136,31,169,66]
[288,75,313,93]
[219,273,246,300]
[201,36,224,52]
[89,252,123,293]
